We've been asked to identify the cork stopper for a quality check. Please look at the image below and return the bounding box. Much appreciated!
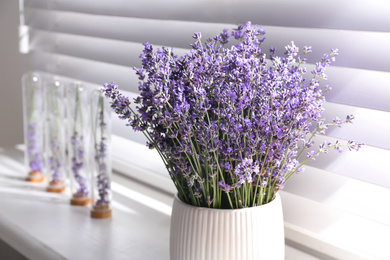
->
[91,204,112,219]
[70,194,91,206]
[26,171,45,183]
[46,180,66,193]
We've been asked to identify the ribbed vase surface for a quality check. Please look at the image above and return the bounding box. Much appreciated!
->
[170,193,284,260]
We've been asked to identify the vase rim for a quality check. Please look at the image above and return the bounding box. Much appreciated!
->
[173,192,281,212]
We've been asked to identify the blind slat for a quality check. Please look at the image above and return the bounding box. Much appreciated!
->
[284,165,390,226]
[24,0,390,33]
[307,135,390,188]
[24,9,231,51]
[322,102,390,150]
[25,9,390,72]
[27,52,136,87]
[29,29,144,68]
[324,66,390,112]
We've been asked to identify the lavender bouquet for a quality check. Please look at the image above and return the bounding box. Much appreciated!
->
[102,22,362,209]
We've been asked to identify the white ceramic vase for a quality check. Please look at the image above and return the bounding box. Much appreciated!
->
[170,193,284,260]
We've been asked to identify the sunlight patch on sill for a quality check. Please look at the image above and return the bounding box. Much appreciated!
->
[111,181,172,216]
[319,215,390,259]
[111,200,138,216]
[323,179,390,225]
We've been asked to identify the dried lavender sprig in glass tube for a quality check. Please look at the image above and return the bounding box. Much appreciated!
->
[22,72,45,182]
[90,90,112,218]
[44,78,66,193]
[67,83,91,205]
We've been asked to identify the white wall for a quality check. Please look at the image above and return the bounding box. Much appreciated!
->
[0,1,27,147]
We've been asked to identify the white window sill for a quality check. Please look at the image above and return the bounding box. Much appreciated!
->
[0,145,319,260]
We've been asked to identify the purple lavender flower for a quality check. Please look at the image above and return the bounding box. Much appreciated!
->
[70,132,88,197]
[26,123,43,172]
[233,159,259,187]
[48,139,62,183]
[102,21,363,209]
[94,138,110,205]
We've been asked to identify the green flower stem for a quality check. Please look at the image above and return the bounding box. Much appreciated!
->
[126,104,169,167]
[285,142,350,183]
[205,109,234,209]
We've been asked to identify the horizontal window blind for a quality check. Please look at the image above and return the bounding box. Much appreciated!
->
[23,0,390,32]
[21,0,390,186]
[20,1,390,258]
